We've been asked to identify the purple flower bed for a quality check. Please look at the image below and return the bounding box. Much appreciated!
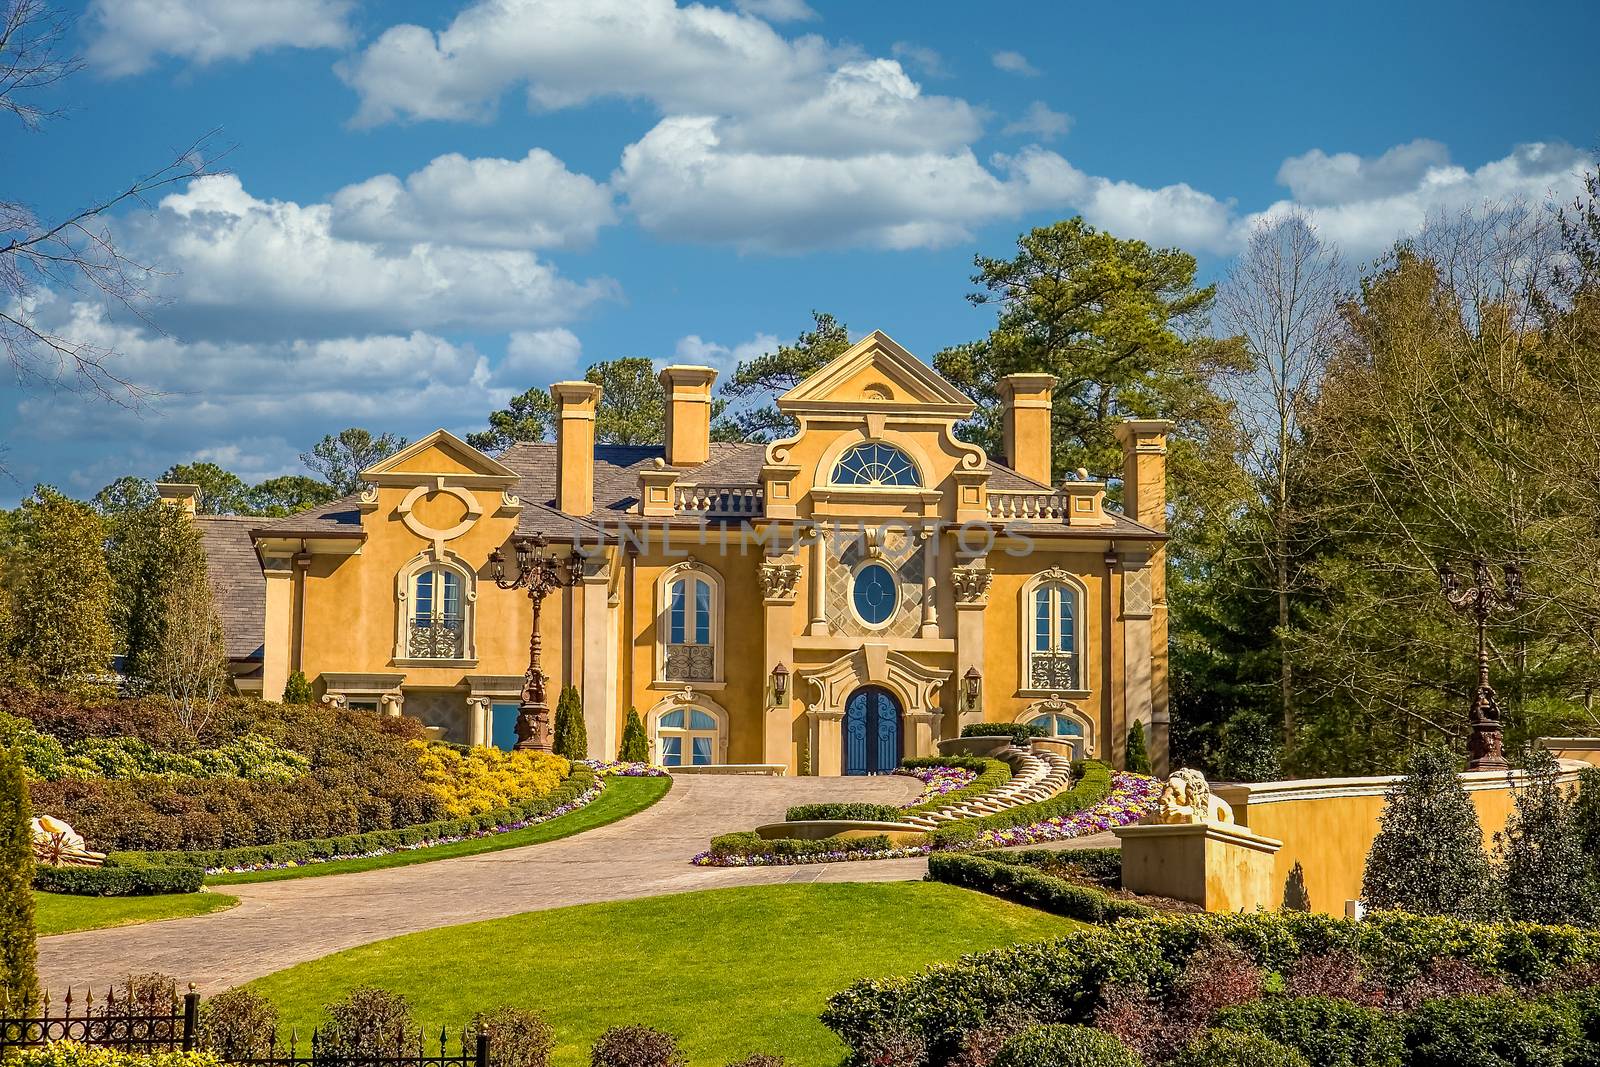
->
[895,764,977,806]
[973,772,1160,848]
[691,842,932,866]
[580,759,671,777]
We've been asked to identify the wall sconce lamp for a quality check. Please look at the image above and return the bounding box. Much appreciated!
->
[963,666,982,711]
[771,662,790,706]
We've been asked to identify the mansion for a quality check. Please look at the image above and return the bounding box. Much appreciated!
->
[185,332,1172,775]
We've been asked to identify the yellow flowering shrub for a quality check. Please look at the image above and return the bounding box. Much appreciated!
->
[410,742,570,818]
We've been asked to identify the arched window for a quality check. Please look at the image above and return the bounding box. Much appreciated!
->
[1029,712,1084,739]
[1030,581,1079,691]
[409,564,465,659]
[831,442,920,487]
[665,572,715,682]
[655,707,719,767]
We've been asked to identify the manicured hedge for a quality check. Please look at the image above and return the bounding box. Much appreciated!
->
[900,756,1012,816]
[992,1024,1138,1067]
[927,853,1154,923]
[960,723,1044,744]
[929,761,1113,849]
[106,766,596,872]
[821,911,1600,1064]
[782,803,904,823]
[34,863,204,896]
[705,831,896,861]
[1215,997,1405,1067]
[970,846,1123,886]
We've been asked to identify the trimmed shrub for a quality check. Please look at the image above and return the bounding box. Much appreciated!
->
[34,864,203,896]
[991,1025,1137,1067]
[927,854,1153,923]
[96,973,178,1020]
[1496,747,1596,925]
[197,988,278,1059]
[1124,722,1151,774]
[900,757,1012,817]
[619,710,648,763]
[1,742,39,1013]
[1213,997,1403,1067]
[969,847,1121,886]
[960,723,1043,745]
[1094,942,1263,1063]
[280,672,314,706]
[705,831,898,862]
[8,1044,220,1067]
[318,987,420,1058]
[1282,861,1311,912]
[1361,747,1496,920]
[589,1025,685,1067]
[929,761,1113,849]
[783,803,903,823]
[470,1005,555,1067]
[1404,992,1580,1067]
[1168,1030,1309,1067]
[411,744,568,818]
[553,688,588,763]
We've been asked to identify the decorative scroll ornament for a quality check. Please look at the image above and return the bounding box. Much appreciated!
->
[950,565,994,605]
[759,560,802,601]
[1147,769,1235,826]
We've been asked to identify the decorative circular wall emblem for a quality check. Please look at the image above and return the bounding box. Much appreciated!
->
[397,481,482,543]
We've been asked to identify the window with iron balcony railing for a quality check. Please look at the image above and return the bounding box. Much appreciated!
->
[663,573,716,681]
[408,567,467,660]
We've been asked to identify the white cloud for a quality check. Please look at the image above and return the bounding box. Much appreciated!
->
[1002,101,1072,141]
[123,175,615,342]
[890,42,947,79]
[991,50,1039,77]
[1276,139,1451,205]
[85,0,355,77]
[499,329,584,383]
[330,149,617,250]
[674,331,780,377]
[732,0,817,22]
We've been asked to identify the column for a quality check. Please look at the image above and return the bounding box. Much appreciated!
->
[811,708,843,778]
[466,696,491,747]
[808,527,829,636]
[919,528,939,638]
[261,560,294,702]
[760,556,800,772]
[1120,559,1155,770]
[904,711,940,758]
[380,691,405,719]
[580,557,616,760]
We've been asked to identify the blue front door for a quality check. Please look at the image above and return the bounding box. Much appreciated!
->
[843,687,902,775]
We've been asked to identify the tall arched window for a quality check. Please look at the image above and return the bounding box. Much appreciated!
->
[655,707,719,767]
[410,565,464,659]
[665,572,715,682]
[1030,581,1079,691]
[830,442,920,487]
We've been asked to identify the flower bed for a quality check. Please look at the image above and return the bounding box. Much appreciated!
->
[898,763,979,805]
[973,771,1158,847]
[691,831,931,867]
[581,760,671,777]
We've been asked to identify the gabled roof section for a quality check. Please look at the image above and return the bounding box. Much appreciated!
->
[778,330,975,419]
[361,429,520,486]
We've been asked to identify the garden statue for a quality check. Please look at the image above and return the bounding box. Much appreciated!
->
[30,814,106,867]
[1149,768,1234,826]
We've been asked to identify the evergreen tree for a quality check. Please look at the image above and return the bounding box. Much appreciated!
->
[1282,861,1312,912]
[282,670,314,705]
[301,429,408,495]
[2,488,115,692]
[0,743,39,1014]
[159,462,251,515]
[466,387,557,454]
[247,476,337,517]
[106,499,210,692]
[1360,747,1495,919]
[147,570,230,737]
[619,708,648,763]
[1125,721,1152,774]
[552,686,588,761]
[1495,747,1596,925]
[716,312,852,441]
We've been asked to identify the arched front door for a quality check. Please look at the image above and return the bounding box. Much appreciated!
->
[843,686,902,775]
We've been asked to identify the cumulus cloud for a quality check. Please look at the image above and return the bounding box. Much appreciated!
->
[85,0,355,77]
[890,42,947,79]
[1002,101,1072,141]
[1276,139,1452,205]
[121,175,615,342]
[498,329,584,382]
[991,50,1039,76]
[732,0,817,21]
[674,331,781,377]
[330,149,617,250]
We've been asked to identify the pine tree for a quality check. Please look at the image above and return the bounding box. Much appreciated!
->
[1495,748,1596,925]
[1125,722,1152,773]
[619,708,648,763]
[552,686,588,761]
[0,744,39,1014]
[3,487,115,692]
[282,670,314,705]
[1360,747,1495,919]
[1282,861,1311,912]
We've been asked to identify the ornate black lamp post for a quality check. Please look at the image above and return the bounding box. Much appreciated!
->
[1440,557,1524,771]
[490,534,580,751]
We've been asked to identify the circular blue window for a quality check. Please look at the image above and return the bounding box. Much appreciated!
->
[853,563,898,626]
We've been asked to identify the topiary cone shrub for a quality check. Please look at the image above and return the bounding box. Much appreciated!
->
[1282,861,1311,912]
[281,671,314,706]
[1360,746,1496,919]
[1125,721,1151,774]
[0,742,39,1014]
[619,709,648,763]
[553,687,588,762]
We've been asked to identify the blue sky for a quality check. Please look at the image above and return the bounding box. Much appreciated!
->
[2,0,1596,504]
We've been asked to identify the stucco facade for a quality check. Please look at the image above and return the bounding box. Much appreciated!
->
[195,331,1172,775]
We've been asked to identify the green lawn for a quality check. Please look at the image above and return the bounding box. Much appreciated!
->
[210,776,671,885]
[34,889,238,936]
[248,882,1081,1066]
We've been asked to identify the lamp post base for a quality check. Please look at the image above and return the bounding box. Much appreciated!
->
[513,702,554,752]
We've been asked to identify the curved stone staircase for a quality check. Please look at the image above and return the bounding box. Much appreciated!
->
[898,745,1076,831]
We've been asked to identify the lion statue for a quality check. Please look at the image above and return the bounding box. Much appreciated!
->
[1148,768,1234,826]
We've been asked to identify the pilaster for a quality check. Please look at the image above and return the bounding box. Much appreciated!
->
[951,559,992,731]
[760,554,801,770]
[261,559,294,702]
[580,557,616,759]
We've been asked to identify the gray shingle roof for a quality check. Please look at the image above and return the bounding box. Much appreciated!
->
[195,515,264,662]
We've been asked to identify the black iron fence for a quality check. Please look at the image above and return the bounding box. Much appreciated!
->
[0,986,489,1067]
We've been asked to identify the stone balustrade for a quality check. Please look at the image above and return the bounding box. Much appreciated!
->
[675,484,765,517]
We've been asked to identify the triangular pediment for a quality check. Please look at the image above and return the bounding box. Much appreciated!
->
[361,429,520,486]
[778,330,975,417]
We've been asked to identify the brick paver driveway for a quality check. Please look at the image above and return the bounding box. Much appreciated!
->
[37,773,1116,993]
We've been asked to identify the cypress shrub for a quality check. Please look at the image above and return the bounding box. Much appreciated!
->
[619,709,648,763]
[1496,747,1596,924]
[0,742,39,1013]
[281,671,314,706]
[1282,861,1312,911]
[1360,746,1496,919]
[1125,721,1151,773]
[553,687,588,761]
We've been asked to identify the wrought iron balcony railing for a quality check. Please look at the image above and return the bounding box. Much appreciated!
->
[663,642,715,681]
[407,615,465,659]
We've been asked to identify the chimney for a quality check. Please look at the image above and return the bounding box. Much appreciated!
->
[1113,419,1175,531]
[998,373,1057,486]
[552,381,602,515]
[659,365,717,467]
[154,482,200,515]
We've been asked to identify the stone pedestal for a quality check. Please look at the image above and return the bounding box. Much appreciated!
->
[1113,821,1282,913]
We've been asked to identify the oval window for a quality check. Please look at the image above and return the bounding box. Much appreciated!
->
[852,563,899,626]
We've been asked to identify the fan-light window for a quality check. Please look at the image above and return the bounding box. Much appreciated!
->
[831,443,920,487]
[656,707,719,767]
